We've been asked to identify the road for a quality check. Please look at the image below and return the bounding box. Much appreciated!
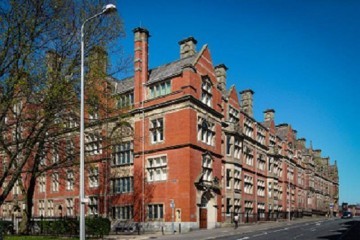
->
[107,217,360,240]
[213,218,360,240]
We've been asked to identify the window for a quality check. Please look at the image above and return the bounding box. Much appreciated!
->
[234,169,241,192]
[39,150,46,166]
[66,139,75,161]
[244,147,253,166]
[149,81,171,99]
[66,171,74,191]
[226,198,232,215]
[226,169,231,188]
[52,145,59,164]
[226,135,232,155]
[48,200,54,216]
[147,156,167,182]
[197,117,215,145]
[51,173,59,192]
[257,154,266,171]
[65,198,74,216]
[38,174,46,193]
[65,116,78,128]
[150,118,164,144]
[112,205,134,220]
[1,204,11,217]
[229,106,239,123]
[244,118,254,138]
[85,133,102,155]
[13,102,22,117]
[234,138,241,159]
[202,154,213,182]
[12,125,22,141]
[201,77,212,107]
[257,179,265,197]
[257,126,265,145]
[244,200,253,214]
[39,200,45,216]
[89,105,99,121]
[89,167,99,188]
[113,141,133,165]
[117,92,134,108]
[113,177,133,193]
[88,196,98,216]
[244,175,253,194]
[12,180,21,195]
[147,204,164,220]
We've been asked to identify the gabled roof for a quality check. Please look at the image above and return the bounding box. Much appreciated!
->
[276,124,288,140]
[148,54,198,84]
[111,53,199,95]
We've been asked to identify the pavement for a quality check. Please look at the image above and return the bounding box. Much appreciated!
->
[103,217,329,240]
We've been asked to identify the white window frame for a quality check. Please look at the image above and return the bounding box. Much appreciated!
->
[147,155,167,182]
[201,77,212,107]
[150,118,164,144]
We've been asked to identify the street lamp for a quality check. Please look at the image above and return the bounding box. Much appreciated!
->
[80,4,116,240]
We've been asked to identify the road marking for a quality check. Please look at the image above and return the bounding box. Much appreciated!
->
[254,231,268,237]
[294,234,304,239]
[237,237,249,240]
[310,228,316,231]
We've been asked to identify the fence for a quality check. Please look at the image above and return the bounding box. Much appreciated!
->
[227,211,307,224]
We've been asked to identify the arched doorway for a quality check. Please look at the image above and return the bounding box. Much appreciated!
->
[199,193,209,229]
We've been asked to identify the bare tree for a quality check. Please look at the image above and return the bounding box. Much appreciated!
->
[0,0,129,233]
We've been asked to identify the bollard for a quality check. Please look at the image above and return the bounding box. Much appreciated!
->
[0,224,3,240]
[162,226,164,235]
[179,223,181,234]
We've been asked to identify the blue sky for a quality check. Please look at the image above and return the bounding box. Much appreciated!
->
[114,0,360,204]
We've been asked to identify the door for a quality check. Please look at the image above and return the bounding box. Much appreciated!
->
[199,208,207,229]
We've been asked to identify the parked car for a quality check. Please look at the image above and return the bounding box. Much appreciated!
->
[0,220,15,235]
[341,211,353,219]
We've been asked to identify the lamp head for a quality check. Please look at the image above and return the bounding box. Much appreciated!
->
[102,4,117,14]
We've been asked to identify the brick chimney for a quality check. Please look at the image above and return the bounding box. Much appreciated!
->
[240,89,254,117]
[214,64,228,91]
[263,109,275,122]
[179,37,197,59]
[133,27,150,105]
[46,50,61,79]
[88,46,108,77]
[297,138,306,149]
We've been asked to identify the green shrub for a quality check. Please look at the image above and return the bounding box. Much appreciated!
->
[85,217,111,237]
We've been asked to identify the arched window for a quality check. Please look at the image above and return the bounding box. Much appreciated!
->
[197,117,215,146]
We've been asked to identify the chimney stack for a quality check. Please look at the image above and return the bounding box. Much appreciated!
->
[133,27,150,105]
[179,37,197,59]
[214,64,228,91]
[263,109,275,122]
[240,89,254,117]
[89,46,108,77]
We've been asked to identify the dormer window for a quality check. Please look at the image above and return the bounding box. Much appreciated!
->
[229,106,239,123]
[149,80,171,99]
[117,92,134,108]
[201,77,212,107]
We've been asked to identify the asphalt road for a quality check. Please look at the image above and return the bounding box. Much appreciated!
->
[214,217,360,240]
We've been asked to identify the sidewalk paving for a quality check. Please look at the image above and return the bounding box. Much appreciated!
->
[104,217,329,240]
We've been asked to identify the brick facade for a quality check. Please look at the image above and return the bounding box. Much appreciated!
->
[0,27,339,232]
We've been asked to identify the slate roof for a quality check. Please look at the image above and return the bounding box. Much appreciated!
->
[261,121,271,129]
[148,54,198,84]
[110,54,199,95]
[276,126,288,140]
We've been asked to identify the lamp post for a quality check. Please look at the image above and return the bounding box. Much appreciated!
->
[80,4,116,240]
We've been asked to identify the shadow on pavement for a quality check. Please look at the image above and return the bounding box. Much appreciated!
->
[317,220,359,240]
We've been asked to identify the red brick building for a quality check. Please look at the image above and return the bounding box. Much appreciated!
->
[0,27,339,232]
